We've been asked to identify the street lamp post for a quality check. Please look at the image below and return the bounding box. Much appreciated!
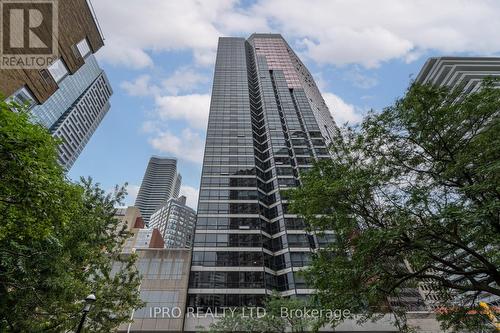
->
[76,294,96,333]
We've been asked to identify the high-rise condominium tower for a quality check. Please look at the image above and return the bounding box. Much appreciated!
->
[135,157,182,226]
[188,34,336,310]
[416,57,500,90]
[415,56,500,309]
[31,53,112,169]
[1,0,111,170]
[150,196,197,248]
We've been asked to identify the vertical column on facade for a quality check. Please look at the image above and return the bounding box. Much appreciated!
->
[189,38,267,310]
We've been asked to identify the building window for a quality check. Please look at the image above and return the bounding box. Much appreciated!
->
[47,58,69,83]
[39,69,53,84]
[76,38,91,58]
[7,86,37,110]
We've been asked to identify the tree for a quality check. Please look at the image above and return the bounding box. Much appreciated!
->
[265,293,326,333]
[0,99,143,332]
[289,79,500,332]
[206,292,322,332]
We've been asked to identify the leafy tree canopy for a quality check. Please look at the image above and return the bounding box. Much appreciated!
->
[0,99,142,332]
[289,79,500,332]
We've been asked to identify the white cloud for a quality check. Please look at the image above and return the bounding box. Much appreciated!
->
[154,94,210,129]
[93,0,500,70]
[323,92,363,125]
[344,70,378,89]
[252,0,500,67]
[180,185,199,210]
[312,72,328,92]
[124,184,140,206]
[149,128,205,164]
[97,43,153,69]
[120,75,160,97]
[162,67,209,95]
[193,49,218,67]
[301,27,413,68]
[120,67,208,96]
[93,0,269,69]
[141,120,160,134]
[122,72,211,129]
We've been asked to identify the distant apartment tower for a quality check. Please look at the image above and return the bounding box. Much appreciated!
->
[135,157,182,225]
[188,34,336,311]
[150,196,197,248]
[1,0,112,170]
[416,56,500,309]
[416,57,500,91]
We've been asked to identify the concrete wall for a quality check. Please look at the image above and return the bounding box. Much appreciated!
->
[119,249,192,332]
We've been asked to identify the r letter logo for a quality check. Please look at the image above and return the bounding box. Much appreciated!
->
[1,0,58,69]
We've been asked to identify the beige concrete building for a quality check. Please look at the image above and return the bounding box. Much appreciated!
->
[115,206,165,251]
[114,207,191,332]
[118,248,192,333]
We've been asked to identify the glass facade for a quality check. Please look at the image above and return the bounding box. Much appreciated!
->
[51,71,113,169]
[188,34,336,310]
[29,54,103,129]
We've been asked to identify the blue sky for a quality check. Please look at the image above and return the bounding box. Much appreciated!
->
[68,0,500,209]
